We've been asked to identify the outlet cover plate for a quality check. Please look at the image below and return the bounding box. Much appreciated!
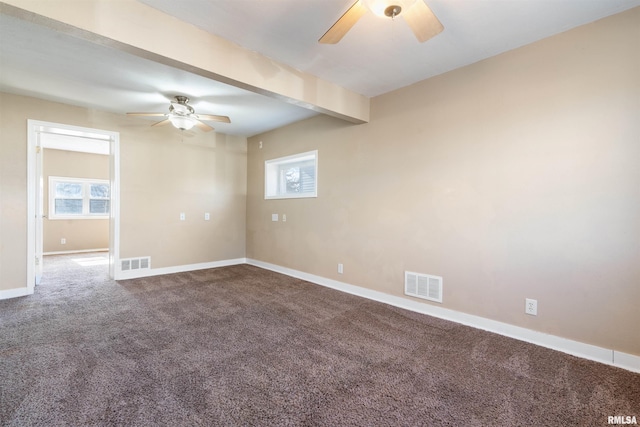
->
[525,298,538,316]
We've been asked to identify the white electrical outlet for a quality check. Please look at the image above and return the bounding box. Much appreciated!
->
[180,212,186,221]
[204,213,210,221]
[61,238,66,245]
[337,263,343,274]
[282,214,287,222]
[525,298,538,316]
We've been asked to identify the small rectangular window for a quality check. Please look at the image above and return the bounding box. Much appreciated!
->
[265,150,318,199]
[49,176,110,219]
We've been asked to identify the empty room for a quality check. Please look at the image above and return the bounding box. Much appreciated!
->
[1,0,638,425]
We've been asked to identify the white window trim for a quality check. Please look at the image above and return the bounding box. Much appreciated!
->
[48,176,110,220]
[265,150,318,200]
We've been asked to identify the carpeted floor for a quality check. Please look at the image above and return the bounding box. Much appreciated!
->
[1,253,638,426]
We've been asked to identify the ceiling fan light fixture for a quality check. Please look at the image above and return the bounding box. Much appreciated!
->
[319,0,443,44]
[363,0,417,18]
[169,114,196,131]
[127,95,229,133]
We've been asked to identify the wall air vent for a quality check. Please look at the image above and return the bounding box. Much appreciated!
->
[121,257,151,272]
[405,271,443,303]
[140,258,150,269]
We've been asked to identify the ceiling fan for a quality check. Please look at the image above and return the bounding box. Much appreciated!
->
[319,0,443,44]
[127,96,230,132]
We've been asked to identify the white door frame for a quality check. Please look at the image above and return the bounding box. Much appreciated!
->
[27,120,120,292]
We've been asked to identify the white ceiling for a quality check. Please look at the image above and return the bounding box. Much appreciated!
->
[1,0,638,136]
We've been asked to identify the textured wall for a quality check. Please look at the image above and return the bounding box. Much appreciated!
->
[246,9,640,355]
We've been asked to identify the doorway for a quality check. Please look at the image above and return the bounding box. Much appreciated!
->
[27,120,120,293]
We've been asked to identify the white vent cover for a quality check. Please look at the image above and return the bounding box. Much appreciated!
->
[405,271,443,303]
[121,257,151,272]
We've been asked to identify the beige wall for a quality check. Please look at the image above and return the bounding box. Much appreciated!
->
[0,93,27,292]
[120,127,247,267]
[247,9,640,355]
[0,92,247,291]
[43,148,109,253]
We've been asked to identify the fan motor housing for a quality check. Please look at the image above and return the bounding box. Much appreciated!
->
[170,96,194,116]
[385,5,402,17]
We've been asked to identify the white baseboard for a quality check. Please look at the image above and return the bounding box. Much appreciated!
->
[116,257,247,280]
[614,351,640,373]
[44,248,109,256]
[0,286,33,300]
[246,258,640,374]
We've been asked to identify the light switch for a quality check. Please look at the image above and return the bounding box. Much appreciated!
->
[272,213,278,222]
[180,212,186,221]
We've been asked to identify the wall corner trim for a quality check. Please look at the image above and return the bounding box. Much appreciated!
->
[246,258,640,374]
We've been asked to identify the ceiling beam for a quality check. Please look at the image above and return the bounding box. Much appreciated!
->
[0,0,369,124]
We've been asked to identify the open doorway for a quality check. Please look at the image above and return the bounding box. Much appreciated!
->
[42,147,110,283]
[27,120,120,293]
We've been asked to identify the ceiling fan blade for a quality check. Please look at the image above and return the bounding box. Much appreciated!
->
[319,0,368,44]
[126,112,167,117]
[403,1,444,43]
[195,120,214,132]
[151,119,171,127]
[196,114,231,124]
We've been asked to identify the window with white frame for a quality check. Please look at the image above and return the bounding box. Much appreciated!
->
[265,150,317,199]
[48,176,110,219]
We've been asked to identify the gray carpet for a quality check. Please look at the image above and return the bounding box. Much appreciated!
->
[1,253,638,426]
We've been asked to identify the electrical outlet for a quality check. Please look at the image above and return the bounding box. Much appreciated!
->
[180,212,186,221]
[61,238,66,245]
[525,298,537,316]
[337,263,343,274]
[204,213,210,221]
[282,214,287,222]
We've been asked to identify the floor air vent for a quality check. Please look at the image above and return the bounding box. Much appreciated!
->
[121,257,151,271]
[405,271,443,303]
